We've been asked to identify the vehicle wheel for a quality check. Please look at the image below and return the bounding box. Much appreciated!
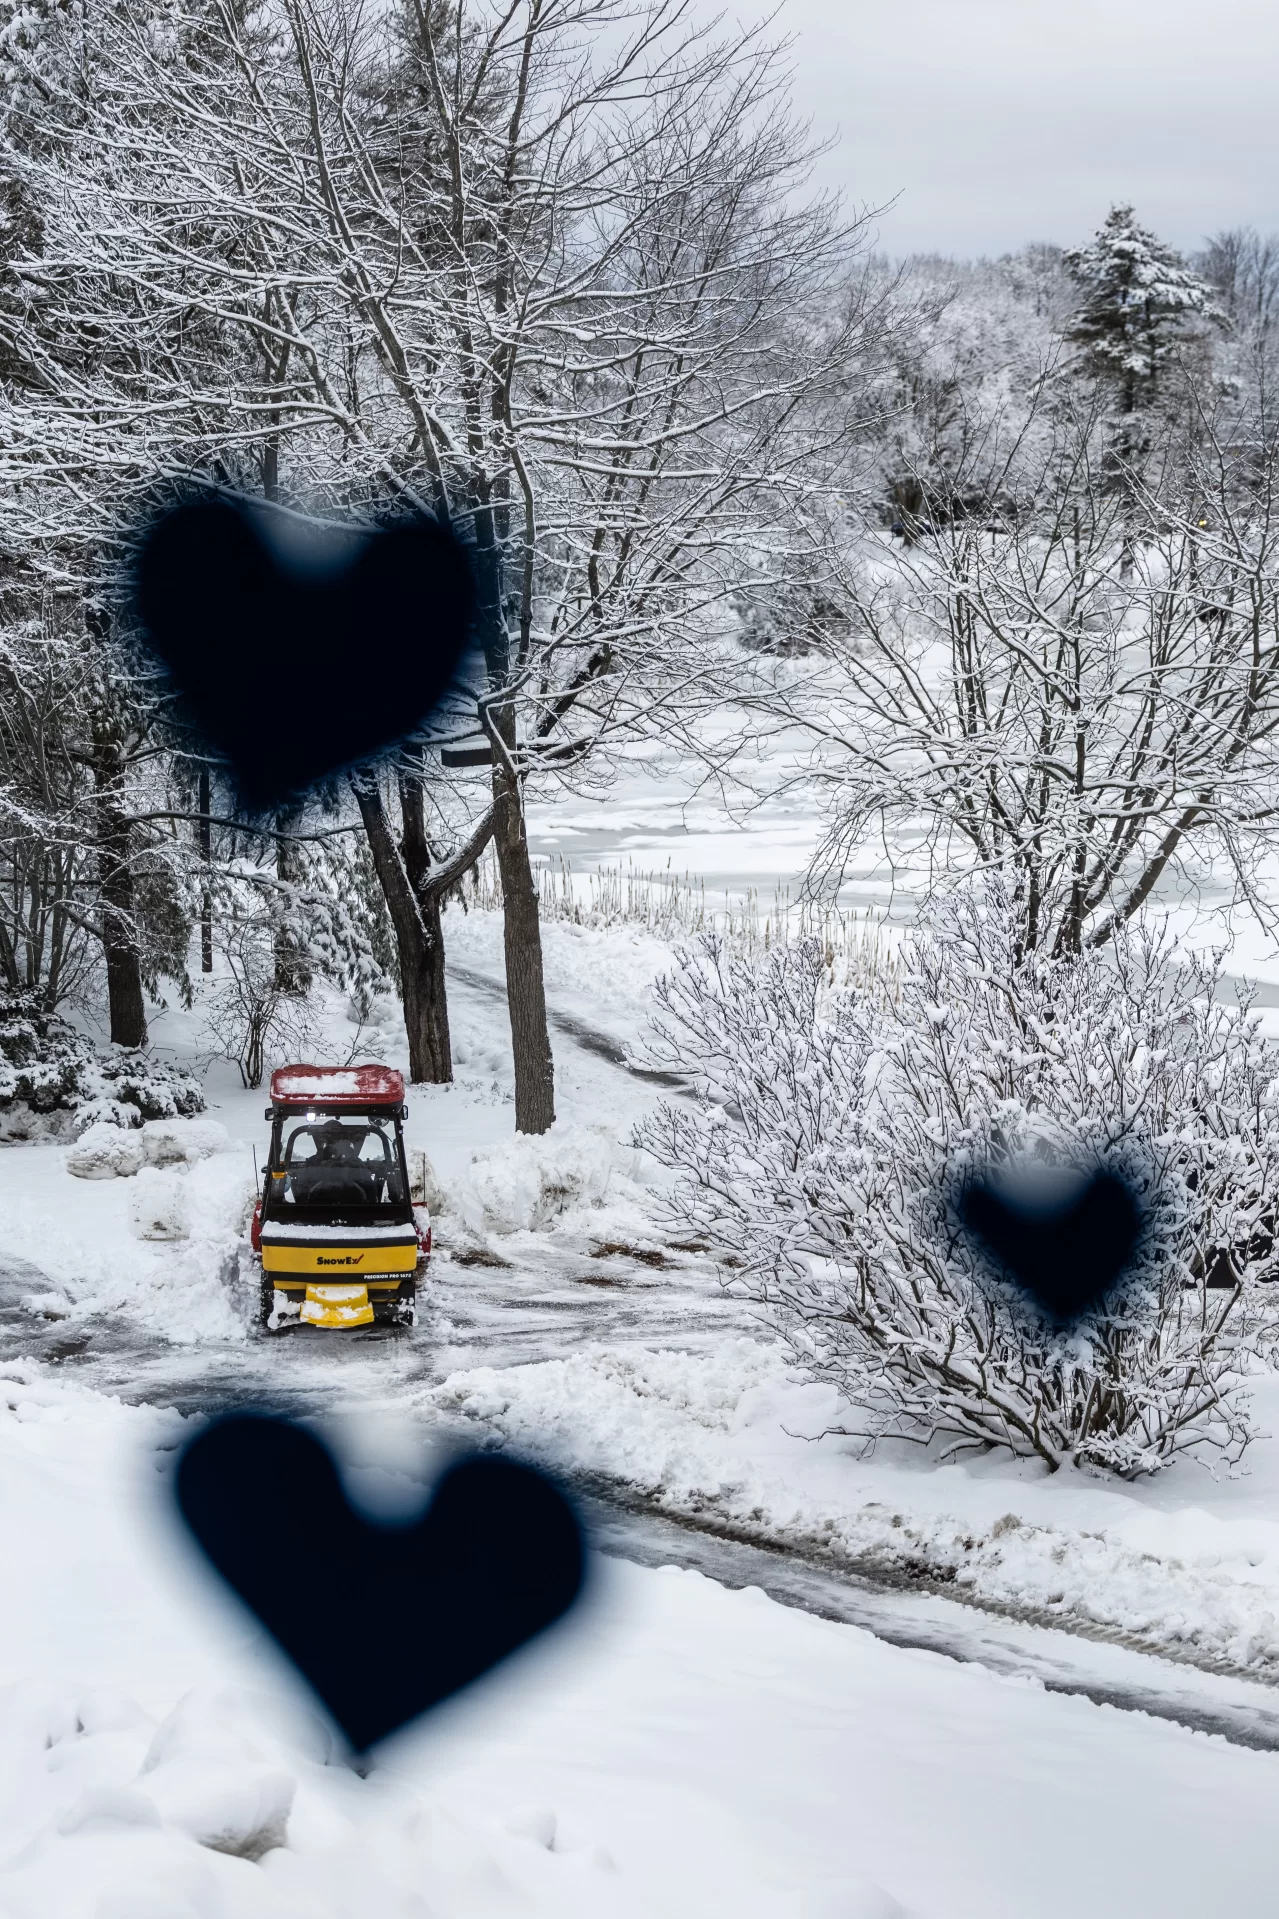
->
[258,1275,276,1330]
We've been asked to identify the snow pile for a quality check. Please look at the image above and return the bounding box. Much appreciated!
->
[405,1142,448,1212]
[69,1115,230,1182]
[0,995,205,1143]
[7,1359,1279,1917]
[0,1682,633,1919]
[450,1124,644,1234]
[64,1121,146,1180]
[140,1117,231,1167]
[127,1167,190,1241]
[432,1340,1279,1679]
[0,1138,256,1341]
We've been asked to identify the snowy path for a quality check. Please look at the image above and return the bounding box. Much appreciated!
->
[583,1494,1279,1752]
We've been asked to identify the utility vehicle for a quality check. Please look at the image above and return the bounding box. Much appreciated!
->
[249,1064,428,1330]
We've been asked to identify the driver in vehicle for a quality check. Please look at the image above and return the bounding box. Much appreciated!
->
[313,1122,361,1166]
[285,1122,381,1205]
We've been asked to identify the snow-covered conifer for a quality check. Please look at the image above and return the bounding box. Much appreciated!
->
[1063,205,1226,405]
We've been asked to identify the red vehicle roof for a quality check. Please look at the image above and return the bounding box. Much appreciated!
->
[269,1064,405,1107]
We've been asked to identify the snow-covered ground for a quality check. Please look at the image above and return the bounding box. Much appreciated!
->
[10,732,1279,1911]
[5,1362,1279,1918]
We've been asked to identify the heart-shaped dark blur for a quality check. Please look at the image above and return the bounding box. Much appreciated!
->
[959,1168,1144,1324]
[175,1414,587,1756]
[133,495,476,810]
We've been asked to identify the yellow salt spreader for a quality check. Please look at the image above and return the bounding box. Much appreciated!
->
[249,1064,429,1331]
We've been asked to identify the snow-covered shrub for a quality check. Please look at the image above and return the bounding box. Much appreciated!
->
[201,917,321,1090]
[733,572,852,656]
[77,1050,206,1128]
[0,994,204,1141]
[637,889,1279,1476]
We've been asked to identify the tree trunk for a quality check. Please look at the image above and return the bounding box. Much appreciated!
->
[273,803,312,995]
[471,495,556,1135]
[199,766,213,974]
[352,775,451,1082]
[94,769,147,1048]
[491,752,554,1133]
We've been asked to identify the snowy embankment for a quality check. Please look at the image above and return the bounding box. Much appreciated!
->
[6,1362,1279,1919]
[429,1341,1279,1675]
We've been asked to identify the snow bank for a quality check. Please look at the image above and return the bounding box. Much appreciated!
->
[6,1358,1279,1918]
[450,1124,643,1234]
[0,1139,256,1343]
[432,1339,1279,1680]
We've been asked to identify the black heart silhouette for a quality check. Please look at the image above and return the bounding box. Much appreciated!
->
[175,1415,586,1754]
[134,496,475,809]
[959,1169,1143,1322]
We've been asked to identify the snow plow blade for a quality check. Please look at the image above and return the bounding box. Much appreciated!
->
[299,1282,374,1329]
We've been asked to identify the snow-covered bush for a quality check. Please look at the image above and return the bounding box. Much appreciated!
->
[0,995,204,1142]
[637,889,1279,1476]
[200,918,320,1090]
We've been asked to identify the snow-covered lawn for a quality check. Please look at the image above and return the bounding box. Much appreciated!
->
[3,1362,1279,1919]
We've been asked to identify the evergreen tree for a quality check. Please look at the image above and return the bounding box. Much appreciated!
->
[1063,205,1226,411]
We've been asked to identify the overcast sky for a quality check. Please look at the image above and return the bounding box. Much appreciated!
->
[774,0,1279,260]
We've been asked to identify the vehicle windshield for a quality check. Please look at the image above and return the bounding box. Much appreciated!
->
[274,1114,406,1210]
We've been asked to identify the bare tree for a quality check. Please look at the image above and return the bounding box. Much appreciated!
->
[202,910,320,1089]
[1200,226,1279,345]
[0,0,874,1127]
[0,599,97,1007]
[759,386,1279,956]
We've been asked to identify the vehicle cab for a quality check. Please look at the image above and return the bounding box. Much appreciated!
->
[250,1064,428,1330]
